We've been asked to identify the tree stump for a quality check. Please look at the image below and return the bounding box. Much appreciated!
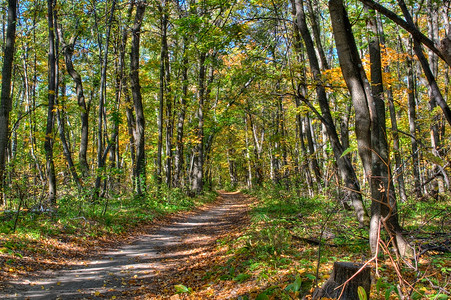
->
[313,262,371,299]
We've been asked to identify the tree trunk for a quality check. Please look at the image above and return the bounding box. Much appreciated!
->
[57,26,89,177]
[130,1,147,196]
[293,0,367,226]
[0,0,16,205]
[53,15,81,191]
[305,0,329,69]
[94,0,116,199]
[377,14,407,203]
[304,115,321,189]
[329,0,410,256]
[397,0,451,127]
[191,52,206,194]
[358,0,451,66]
[174,41,188,188]
[45,0,57,206]
[366,6,403,256]
[160,1,173,188]
[249,114,264,186]
[23,41,45,184]
[244,116,253,189]
[56,80,82,191]
[406,54,422,198]
[313,262,371,300]
[398,0,449,195]
[156,2,165,187]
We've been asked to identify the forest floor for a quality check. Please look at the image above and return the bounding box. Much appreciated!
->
[1,189,450,299]
[0,191,256,299]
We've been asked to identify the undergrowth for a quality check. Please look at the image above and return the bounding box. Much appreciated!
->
[0,187,218,280]
[213,184,450,299]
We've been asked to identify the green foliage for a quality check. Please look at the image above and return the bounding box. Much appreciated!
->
[246,225,292,255]
[174,284,193,294]
[233,273,251,283]
[0,189,217,248]
[284,275,302,292]
[357,286,367,300]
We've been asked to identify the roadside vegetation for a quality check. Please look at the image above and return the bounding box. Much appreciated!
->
[171,185,449,299]
[0,186,218,282]
[0,184,449,299]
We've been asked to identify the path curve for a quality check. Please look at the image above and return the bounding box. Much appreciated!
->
[1,191,252,299]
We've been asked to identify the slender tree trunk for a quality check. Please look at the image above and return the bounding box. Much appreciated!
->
[174,41,188,188]
[192,52,206,194]
[56,81,82,190]
[367,6,405,255]
[329,0,410,256]
[244,116,253,189]
[294,0,366,225]
[305,0,329,69]
[397,0,451,127]
[304,115,321,188]
[426,0,446,194]
[249,114,264,186]
[120,3,136,186]
[357,0,451,66]
[290,7,314,195]
[159,0,173,188]
[296,102,314,196]
[94,0,117,199]
[125,83,136,181]
[398,0,450,195]
[376,15,407,203]
[406,56,422,198]
[22,43,45,184]
[45,0,57,205]
[54,12,81,191]
[130,1,146,196]
[0,0,16,205]
[156,2,165,187]
[57,28,89,177]
[227,148,237,187]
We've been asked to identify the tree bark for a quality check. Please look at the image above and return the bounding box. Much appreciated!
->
[406,56,422,198]
[358,0,451,66]
[191,52,207,194]
[158,0,173,188]
[0,0,16,205]
[156,2,165,187]
[294,0,367,226]
[94,0,117,199]
[375,13,407,203]
[329,0,410,256]
[130,1,147,196]
[57,26,89,177]
[56,82,82,191]
[366,6,403,256]
[313,262,371,300]
[54,13,82,191]
[174,41,188,188]
[44,0,57,206]
[397,0,451,127]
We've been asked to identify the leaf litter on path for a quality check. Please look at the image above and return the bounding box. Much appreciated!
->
[0,191,255,299]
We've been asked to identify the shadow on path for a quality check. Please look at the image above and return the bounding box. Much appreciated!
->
[1,191,251,300]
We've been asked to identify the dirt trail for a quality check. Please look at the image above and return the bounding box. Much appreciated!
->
[1,191,252,300]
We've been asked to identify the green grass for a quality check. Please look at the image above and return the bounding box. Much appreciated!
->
[220,184,450,299]
[0,188,218,243]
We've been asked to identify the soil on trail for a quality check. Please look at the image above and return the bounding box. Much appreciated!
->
[1,191,254,300]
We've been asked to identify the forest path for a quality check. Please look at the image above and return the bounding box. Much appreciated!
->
[1,191,254,299]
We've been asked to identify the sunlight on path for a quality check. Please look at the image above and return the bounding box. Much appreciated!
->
[0,192,249,299]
